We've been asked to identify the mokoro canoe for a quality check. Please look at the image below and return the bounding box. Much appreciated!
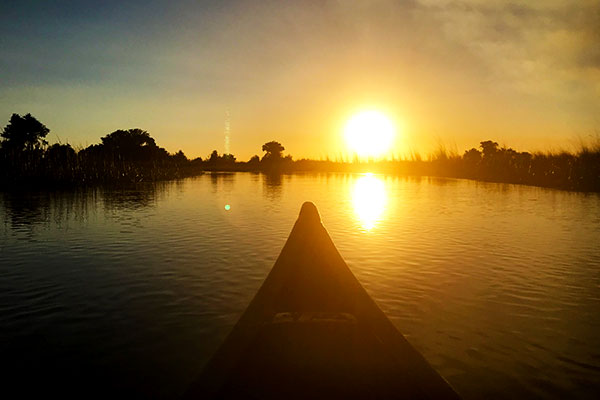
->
[184,202,461,399]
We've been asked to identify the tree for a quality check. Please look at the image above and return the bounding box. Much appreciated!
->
[1,113,49,151]
[222,153,236,163]
[100,128,160,161]
[46,143,76,161]
[190,156,203,168]
[172,150,188,164]
[209,150,220,164]
[261,141,285,161]
[480,140,499,159]
[462,147,482,177]
[101,128,156,150]
[463,148,482,163]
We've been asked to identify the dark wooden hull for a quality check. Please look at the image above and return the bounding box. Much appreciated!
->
[184,202,461,399]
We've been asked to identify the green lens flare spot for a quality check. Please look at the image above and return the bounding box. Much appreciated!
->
[224,204,231,211]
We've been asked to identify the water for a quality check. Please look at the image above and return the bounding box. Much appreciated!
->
[1,173,599,398]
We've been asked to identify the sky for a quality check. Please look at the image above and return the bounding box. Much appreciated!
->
[1,0,599,160]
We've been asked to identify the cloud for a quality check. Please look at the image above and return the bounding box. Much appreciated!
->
[1,0,598,156]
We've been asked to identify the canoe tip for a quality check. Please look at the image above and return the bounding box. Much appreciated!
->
[299,202,321,224]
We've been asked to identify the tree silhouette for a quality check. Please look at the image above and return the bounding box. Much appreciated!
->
[1,113,49,151]
[480,140,499,159]
[46,143,76,161]
[101,129,156,150]
[222,153,236,163]
[261,141,285,161]
[172,150,188,164]
[464,148,481,161]
[209,150,220,164]
[100,128,159,161]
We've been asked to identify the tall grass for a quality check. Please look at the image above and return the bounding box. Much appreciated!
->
[1,139,599,192]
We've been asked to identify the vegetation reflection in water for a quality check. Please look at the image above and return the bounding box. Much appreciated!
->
[351,173,388,231]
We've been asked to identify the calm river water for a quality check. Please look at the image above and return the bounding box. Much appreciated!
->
[1,173,600,398]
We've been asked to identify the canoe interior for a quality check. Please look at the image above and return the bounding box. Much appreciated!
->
[184,202,461,399]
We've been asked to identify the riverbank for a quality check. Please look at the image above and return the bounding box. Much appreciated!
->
[2,114,598,192]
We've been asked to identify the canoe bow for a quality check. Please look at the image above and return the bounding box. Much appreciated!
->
[184,202,461,399]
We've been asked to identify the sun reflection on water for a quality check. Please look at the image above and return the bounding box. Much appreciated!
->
[351,173,387,231]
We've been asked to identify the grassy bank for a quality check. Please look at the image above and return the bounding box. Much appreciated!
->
[2,114,598,192]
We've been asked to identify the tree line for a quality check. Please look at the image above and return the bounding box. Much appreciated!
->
[1,113,598,191]
[0,113,294,186]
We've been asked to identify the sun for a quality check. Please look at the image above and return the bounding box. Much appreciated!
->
[344,110,395,158]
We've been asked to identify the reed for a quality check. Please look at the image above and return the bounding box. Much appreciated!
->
[1,116,598,192]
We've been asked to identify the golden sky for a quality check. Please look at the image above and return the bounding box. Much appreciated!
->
[1,0,599,160]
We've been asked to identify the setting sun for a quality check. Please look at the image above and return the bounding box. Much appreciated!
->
[344,110,395,159]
